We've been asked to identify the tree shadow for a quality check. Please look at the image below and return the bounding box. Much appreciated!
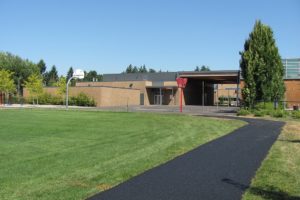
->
[278,139,300,143]
[221,178,300,200]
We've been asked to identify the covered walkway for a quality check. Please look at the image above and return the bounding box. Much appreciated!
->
[178,70,240,106]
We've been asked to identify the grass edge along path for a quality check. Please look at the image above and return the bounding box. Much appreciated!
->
[0,109,245,200]
[242,120,300,200]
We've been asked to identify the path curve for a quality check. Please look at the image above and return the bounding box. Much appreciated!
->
[88,117,284,200]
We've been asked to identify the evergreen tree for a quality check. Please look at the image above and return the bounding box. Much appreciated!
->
[149,68,156,73]
[200,65,210,71]
[47,65,59,86]
[240,20,285,107]
[194,66,200,71]
[66,67,75,86]
[132,66,138,73]
[37,59,46,75]
[139,65,148,73]
[126,64,133,73]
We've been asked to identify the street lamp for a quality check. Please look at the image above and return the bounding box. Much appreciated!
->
[66,69,84,109]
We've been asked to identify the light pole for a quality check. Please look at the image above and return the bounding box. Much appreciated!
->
[66,69,84,109]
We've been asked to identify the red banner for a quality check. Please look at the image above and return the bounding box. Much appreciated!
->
[176,78,188,88]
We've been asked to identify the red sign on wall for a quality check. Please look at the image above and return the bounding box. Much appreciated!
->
[176,78,188,88]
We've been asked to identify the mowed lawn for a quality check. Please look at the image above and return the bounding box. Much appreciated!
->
[0,109,245,200]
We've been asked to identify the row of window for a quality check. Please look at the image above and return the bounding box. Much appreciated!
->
[282,58,300,79]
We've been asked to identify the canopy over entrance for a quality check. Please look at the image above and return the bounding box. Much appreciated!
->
[178,70,240,84]
[177,70,241,106]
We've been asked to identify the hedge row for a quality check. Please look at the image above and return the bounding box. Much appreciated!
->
[26,92,96,107]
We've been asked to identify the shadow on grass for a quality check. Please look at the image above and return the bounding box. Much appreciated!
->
[222,178,300,200]
[278,139,300,143]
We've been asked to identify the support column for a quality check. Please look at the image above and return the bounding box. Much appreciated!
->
[202,80,204,108]
[236,83,239,107]
[159,88,162,105]
[228,89,230,107]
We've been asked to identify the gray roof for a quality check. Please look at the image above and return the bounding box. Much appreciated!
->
[103,72,178,82]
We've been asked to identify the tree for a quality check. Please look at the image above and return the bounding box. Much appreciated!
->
[82,70,102,82]
[47,65,59,86]
[0,52,39,95]
[149,68,156,73]
[132,66,138,73]
[139,65,148,73]
[66,67,76,86]
[0,69,16,104]
[240,20,285,107]
[195,65,210,71]
[56,76,67,103]
[200,65,210,71]
[37,59,46,75]
[23,73,43,104]
[126,64,133,73]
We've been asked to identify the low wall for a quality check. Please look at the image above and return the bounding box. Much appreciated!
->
[23,86,140,107]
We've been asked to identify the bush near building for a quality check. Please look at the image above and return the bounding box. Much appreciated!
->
[25,92,96,107]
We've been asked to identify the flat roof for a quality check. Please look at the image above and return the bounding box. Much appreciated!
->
[178,70,240,84]
[103,72,177,82]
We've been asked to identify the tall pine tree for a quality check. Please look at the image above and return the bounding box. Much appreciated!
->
[240,20,285,107]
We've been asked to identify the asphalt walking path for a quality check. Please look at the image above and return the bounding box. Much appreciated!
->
[88,117,285,200]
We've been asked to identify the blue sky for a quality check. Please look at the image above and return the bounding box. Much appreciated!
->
[1,0,299,75]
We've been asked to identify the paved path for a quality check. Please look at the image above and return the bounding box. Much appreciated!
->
[89,117,284,200]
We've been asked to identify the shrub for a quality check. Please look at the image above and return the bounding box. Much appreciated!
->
[292,111,300,119]
[255,101,283,111]
[25,92,95,107]
[69,92,96,107]
[271,110,286,118]
[253,110,265,117]
[237,109,251,116]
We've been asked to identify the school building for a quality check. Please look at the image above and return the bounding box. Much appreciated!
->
[13,58,300,108]
[76,58,300,108]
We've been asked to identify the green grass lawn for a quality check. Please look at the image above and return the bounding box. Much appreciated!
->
[0,109,245,200]
[243,120,300,200]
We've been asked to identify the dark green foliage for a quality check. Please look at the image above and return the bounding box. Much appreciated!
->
[125,64,156,73]
[45,65,59,86]
[240,20,285,108]
[66,67,76,86]
[132,66,138,73]
[195,65,210,72]
[237,109,251,116]
[125,64,133,73]
[149,68,156,73]
[139,65,148,73]
[37,59,46,75]
[82,70,103,82]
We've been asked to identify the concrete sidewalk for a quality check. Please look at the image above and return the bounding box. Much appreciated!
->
[88,118,284,200]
